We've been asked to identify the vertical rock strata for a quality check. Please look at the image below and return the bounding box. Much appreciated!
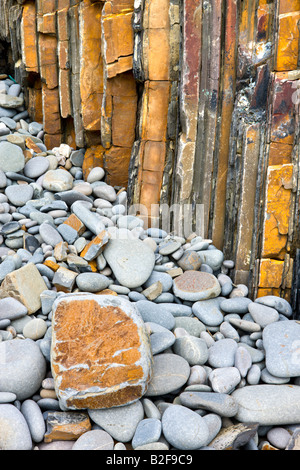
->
[0,0,299,303]
[51,294,153,410]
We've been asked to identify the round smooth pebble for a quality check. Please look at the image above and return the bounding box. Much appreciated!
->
[39,222,63,247]
[266,427,292,449]
[0,338,46,400]
[24,157,49,179]
[20,399,46,443]
[234,346,252,378]
[72,430,114,450]
[145,353,190,396]
[208,338,238,368]
[75,273,111,292]
[162,404,210,450]
[220,297,253,313]
[5,184,33,207]
[88,400,144,442]
[192,298,224,326]
[23,318,47,340]
[0,392,17,403]
[173,336,208,366]
[248,302,279,328]
[208,367,241,394]
[132,418,162,449]
[42,169,73,192]
[0,404,32,450]
[87,167,105,183]
[0,142,25,172]
[104,238,155,289]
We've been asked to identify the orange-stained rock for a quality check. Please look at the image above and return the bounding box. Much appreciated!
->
[25,137,42,153]
[42,84,62,136]
[44,259,61,272]
[275,11,300,72]
[63,213,86,237]
[37,11,57,35]
[102,10,134,68]
[258,259,284,289]
[38,34,58,90]
[97,289,118,296]
[21,2,39,73]
[140,81,170,142]
[104,146,132,188]
[268,142,293,165]
[44,411,91,442]
[79,0,104,131]
[82,145,105,180]
[80,230,110,261]
[261,164,293,259]
[51,293,153,410]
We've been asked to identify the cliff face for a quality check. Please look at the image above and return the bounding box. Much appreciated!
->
[0,0,299,305]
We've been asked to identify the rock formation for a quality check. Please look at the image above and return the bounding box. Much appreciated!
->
[0,0,299,307]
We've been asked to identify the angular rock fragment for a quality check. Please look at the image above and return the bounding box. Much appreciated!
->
[44,411,92,443]
[0,263,47,314]
[51,294,153,410]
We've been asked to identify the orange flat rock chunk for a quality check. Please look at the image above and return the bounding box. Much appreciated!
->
[51,294,153,410]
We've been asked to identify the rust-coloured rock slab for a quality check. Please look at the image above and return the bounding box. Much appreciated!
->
[51,294,153,410]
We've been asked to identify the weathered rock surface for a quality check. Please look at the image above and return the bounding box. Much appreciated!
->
[51,293,153,410]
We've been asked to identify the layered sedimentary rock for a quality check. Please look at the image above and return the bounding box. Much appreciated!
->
[0,0,299,306]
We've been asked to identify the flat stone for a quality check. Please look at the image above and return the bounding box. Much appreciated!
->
[72,429,114,450]
[0,338,46,400]
[248,302,279,328]
[174,317,206,337]
[104,238,155,288]
[180,391,239,417]
[51,294,153,410]
[5,184,33,207]
[208,339,238,368]
[24,156,49,179]
[255,295,293,317]
[21,399,46,443]
[173,270,221,301]
[220,297,253,314]
[263,320,300,378]
[71,201,105,236]
[75,272,111,292]
[0,263,47,314]
[173,336,208,366]
[162,405,209,450]
[0,95,23,108]
[135,300,175,330]
[93,183,117,202]
[0,142,25,172]
[145,353,190,397]
[39,222,63,247]
[132,418,162,449]
[0,404,32,450]
[232,385,300,425]
[88,400,144,442]
[80,230,109,261]
[52,267,78,293]
[0,297,27,320]
[43,169,73,192]
[192,298,224,326]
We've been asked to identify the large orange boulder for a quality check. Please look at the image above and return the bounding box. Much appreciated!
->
[51,293,153,410]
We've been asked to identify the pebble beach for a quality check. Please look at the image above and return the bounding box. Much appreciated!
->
[0,74,299,451]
